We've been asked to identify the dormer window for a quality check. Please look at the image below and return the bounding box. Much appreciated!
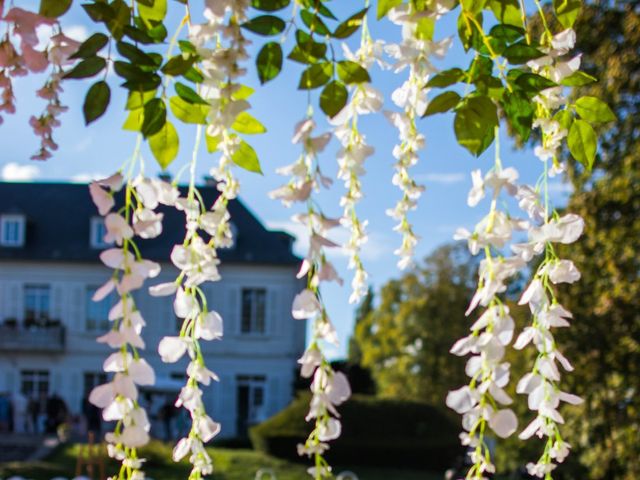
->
[90,216,112,249]
[0,214,25,247]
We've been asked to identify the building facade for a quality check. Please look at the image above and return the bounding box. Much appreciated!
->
[0,181,305,438]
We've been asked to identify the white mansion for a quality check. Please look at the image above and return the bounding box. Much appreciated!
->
[0,180,305,438]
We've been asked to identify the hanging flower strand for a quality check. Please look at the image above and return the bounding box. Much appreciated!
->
[448,133,525,478]
[151,2,258,478]
[384,2,452,270]
[330,8,385,304]
[88,145,173,480]
[270,115,351,479]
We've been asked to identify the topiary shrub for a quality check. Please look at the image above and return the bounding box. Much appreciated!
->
[250,394,463,470]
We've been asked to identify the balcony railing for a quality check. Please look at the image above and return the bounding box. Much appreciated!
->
[0,324,66,352]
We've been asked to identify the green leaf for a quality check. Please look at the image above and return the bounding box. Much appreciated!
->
[232,139,262,174]
[123,109,144,131]
[458,11,484,52]
[232,85,255,100]
[184,67,204,84]
[575,96,616,123]
[554,109,574,131]
[232,112,267,134]
[454,96,498,156]
[300,10,331,36]
[141,98,166,137]
[126,90,157,110]
[175,82,208,105]
[553,0,581,28]
[149,120,179,169]
[514,73,557,93]
[320,80,348,118]
[161,54,196,76]
[336,61,370,84]
[560,71,598,87]
[123,25,156,44]
[299,62,333,89]
[114,61,149,82]
[178,40,197,55]
[427,68,465,88]
[63,56,106,79]
[138,0,167,26]
[116,41,158,67]
[205,133,221,153]
[422,91,461,117]
[377,0,402,19]
[333,8,368,39]
[257,42,283,84]
[82,2,113,22]
[251,0,290,11]
[106,0,131,40]
[70,33,109,60]
[489,24,525,43]
[169,96,208,124]
[568,119,597,170]
[39,0,73,18]
[501,90,533,141]
[415,17,435,41]
[461,0,488,15]
[241,15,286,35]
[502,42,545,64]
[488,0,521,26]
[83,81,111,125]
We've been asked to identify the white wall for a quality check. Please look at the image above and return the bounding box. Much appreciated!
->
[0,260,306,438]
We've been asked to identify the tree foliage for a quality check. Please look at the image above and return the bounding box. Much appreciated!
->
[352,243,478,405]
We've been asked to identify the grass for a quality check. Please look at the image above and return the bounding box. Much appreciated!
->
[0,441,444,480]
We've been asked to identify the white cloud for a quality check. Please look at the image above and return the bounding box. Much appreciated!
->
[266,219,391,262]
[415,172,466,184]
[74,136,94,153]
[1,162,41,182]
[65,25,89,42]
[70,172,107,183]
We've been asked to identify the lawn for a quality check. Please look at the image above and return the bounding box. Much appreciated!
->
[0,441,444,480]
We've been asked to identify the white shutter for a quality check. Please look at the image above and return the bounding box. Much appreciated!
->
[220,375,236,437]
[69,284,85,331]
[51,284,64,323]
[225,286,240,336]
[267,376,280,416]
[268,289,280,337]
[4,281,20,320]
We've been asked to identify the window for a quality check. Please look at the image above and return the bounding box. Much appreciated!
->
[0,214,25,247]
[21,370,49,398]
[236,375,266,436]
[24,285,51,326]
[241,288,266,334]
[90,216,111,249]
[86,286,112,332]
[83,372,108,395]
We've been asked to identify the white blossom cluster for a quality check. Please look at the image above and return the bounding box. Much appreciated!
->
[449,157,586,477]
[331,26,385,304]
[189,0,249,236]
[527,28,580,174]
[271,118,351,478]
[384,2,453,269]
[513,197,585,477]
[0,6,79,159]
[152,195,227,478]
[87,172,174,480]
[447,166,523,478]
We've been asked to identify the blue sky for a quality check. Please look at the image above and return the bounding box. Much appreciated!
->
[0,2,571,358]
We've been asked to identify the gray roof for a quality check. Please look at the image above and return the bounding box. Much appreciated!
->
[0,181,299,265]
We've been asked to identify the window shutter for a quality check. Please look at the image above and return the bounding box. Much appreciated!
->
[220,374,236,437]
[52,371,63,394]
[69,284,85,331]
[225,286,240,336]
[267,376,280,416]
[268,289,280,336]
[4,281,20,320]
[51,284,64,323]
[5,370,15,392]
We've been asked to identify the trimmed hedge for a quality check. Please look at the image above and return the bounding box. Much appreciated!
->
[250,394,463,470]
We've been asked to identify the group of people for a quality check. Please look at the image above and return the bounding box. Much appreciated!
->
[0,391,68,435]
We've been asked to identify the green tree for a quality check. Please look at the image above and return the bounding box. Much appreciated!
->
[352,243,477,405]
[556,2,640,478]
[348,287,374,366]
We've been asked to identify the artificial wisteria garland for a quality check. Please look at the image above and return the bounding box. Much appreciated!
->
[0,0,615,478]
